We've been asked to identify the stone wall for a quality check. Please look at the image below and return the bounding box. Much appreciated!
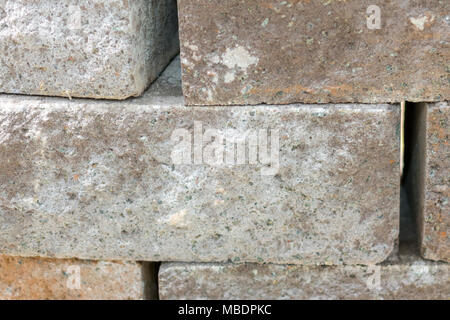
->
[0,1,447,300]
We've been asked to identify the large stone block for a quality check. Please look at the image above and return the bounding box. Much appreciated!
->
[0,256,150,299]
[177,0,449,105]
[0,0,179,99]
[159,246,449,300]
[0,58,400,265]
[406,102,449,262]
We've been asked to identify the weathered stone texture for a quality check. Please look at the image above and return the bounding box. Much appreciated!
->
[419,102,449,262]
[0,58,400,265]
[0,0,179,99]
[159,246,449,300]
[0,256,149,299]
[178,0,450,105]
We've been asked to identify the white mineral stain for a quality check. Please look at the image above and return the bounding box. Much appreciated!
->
[185,43,201,61]
[221,46,259,71]
[187,43,199,51]
[165,209,189,228]
[224,71,235,83]
[181,56,194,68]
[409,15,434,31]
[407,262,436,285]
[209,55,220,64]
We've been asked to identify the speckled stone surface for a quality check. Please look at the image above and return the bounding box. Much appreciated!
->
[0,58,400,265]
[0,0,179,99]
[407,102,449,263]
[159,245,449,300]
[0,255,149,300]
[422,102,450,262]
[178,0,450,105]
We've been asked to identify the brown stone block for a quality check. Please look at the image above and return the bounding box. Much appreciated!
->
[0,256,150,300]
[178,0,449,105]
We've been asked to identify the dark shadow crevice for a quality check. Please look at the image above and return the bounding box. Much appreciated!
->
[401,102,427,253]
[142,262,161,300]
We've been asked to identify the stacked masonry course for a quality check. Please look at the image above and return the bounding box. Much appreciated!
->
[0,1,448,299]
[159,245,449,300]
[0,57,400,266]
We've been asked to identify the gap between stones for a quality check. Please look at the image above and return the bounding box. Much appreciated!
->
[142,262,160,300]
[402,102,427,253]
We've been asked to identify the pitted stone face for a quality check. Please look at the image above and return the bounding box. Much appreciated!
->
[0,59,401,265]
[0,0,179,99]
[421,103,449,263]
[159,246,450,300]
[177,0,450,106]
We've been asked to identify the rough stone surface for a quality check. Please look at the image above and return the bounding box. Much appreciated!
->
[407,102,449,263]
[0,0,179,99]
[0,58,400,265]
[0,255,149,299]
[159,245,449,300]
[422,102,450,262]
[178,0,450,105]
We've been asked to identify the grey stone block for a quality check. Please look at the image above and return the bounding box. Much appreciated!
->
[0,58,400,265]
[0,0,179,99]
[159,245,449,300]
